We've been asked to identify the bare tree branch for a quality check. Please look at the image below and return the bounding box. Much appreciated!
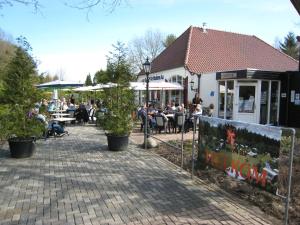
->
[128,29,165,74]
[0,0,126,15]
[0,0,42,13]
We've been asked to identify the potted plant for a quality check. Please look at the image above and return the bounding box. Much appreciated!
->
[0,37,44,158]
[99,42,136,151]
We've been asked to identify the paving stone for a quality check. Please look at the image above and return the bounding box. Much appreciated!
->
[0,125,280,225]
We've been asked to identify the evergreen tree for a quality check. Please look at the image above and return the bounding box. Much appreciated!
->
[0,37,43,138]
[279,32,299,60]
[106,42,134,84]
[163,34,177,48]
[94,69,109,84]
[85,73,93,85]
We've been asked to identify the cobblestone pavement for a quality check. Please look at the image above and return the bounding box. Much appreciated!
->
[0,125,280,225]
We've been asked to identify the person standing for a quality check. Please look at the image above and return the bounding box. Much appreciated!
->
[192,93,203,105]
[70,94,75,105]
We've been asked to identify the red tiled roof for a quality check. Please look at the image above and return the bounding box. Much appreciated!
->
[148,26,298,74]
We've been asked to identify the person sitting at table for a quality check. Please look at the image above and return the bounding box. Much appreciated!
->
[184,104,202,133]
[157,108,169,122]
[148,106,157,130]
[47,101,56,112]
[138,105,146,131]
[74,103,89,123]
[155,108,169,133]
[171,101,176,111]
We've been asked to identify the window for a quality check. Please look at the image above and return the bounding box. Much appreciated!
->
[238,86,255,113]
[218,80,234,119]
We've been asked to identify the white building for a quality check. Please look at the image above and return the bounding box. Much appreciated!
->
[137,26,298,124]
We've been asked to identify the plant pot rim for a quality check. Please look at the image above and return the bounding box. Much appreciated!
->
[105,132,129,137]
[8,136,35,142]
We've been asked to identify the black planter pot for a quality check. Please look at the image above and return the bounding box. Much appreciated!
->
[106,134,129,151]
[8,137,35,158]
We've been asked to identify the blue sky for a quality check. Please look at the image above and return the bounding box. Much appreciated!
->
[0,0,299,82]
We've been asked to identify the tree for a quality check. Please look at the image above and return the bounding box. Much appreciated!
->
[99,41,136,139]
[38,72,59,84]
[85,73,93,85]
[0,37,43,138]
[94,69,109,84]
[128,29,165,73]
[106,41,134,84]
[279,32,299,60]
[163,34,177,48]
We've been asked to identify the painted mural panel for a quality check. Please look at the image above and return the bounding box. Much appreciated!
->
[197,116,282,194]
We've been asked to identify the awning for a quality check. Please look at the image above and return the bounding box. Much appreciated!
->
[130,81,184,90]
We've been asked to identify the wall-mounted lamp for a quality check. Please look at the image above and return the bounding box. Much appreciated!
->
[190,79,196,91]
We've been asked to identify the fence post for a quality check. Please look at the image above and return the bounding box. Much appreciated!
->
[284,129,295,225]
[181,112,185,169]
[191,115,197,179]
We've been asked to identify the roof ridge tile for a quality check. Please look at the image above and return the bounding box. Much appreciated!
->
[184,26,193,67]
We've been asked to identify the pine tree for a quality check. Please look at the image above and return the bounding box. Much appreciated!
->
[280,32,299,60]
[85,73,93,85]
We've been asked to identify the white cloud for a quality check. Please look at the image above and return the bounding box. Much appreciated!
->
[37,51,107,82]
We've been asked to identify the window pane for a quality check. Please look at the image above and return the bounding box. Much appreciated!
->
[226,81,234,119]
[218,81,225,118]
[260,81,269,124]
[270,81,279,125]
[238,86,255,113]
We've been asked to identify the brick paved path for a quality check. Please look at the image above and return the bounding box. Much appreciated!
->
[0,125,280,225]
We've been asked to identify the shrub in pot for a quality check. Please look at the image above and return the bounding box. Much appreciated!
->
[0,38,44,158]
[100,42,136,151]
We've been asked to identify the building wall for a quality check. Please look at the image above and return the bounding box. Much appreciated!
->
[199,73,218,116]
[138,68,219,115]
[138,67,193,102]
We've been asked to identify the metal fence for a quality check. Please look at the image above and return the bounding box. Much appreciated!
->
[143,114,296,224]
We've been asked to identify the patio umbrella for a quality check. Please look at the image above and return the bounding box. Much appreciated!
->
[36,80,83,89]
[36,80,84,107]
[130,81,184,90]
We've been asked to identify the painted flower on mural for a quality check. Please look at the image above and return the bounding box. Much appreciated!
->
[226,127,236,149]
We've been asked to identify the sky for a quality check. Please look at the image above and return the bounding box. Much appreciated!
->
[0,0,299,83]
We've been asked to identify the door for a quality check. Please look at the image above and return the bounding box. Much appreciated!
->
[235,82,258,123]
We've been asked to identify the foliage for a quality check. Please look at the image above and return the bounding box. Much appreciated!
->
[38,72,59,84]
[94,69,109,84]
[85,73,93,85]
[100,42,136,136]
[101,87,135,135]
[0,38,44,139]
[279,32,299,60]
[163,34,177,48]
[0,36,16,96]
[106,42,135,83]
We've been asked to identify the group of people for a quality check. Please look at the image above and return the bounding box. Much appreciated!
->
[29,94,102,137]
[138,93,214,133]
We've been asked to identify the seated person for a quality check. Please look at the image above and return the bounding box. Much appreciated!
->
[47,101,56,112]
[208,103,214,117]
[157,108,168,122]
[184,104,202,133]
[74,104,89,123]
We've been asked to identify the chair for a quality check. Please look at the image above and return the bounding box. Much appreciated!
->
[155,115,166,134]
[89,108,96,122]
[175,113,185,133]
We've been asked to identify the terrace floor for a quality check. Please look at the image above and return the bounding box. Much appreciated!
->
[0,125,280,225]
